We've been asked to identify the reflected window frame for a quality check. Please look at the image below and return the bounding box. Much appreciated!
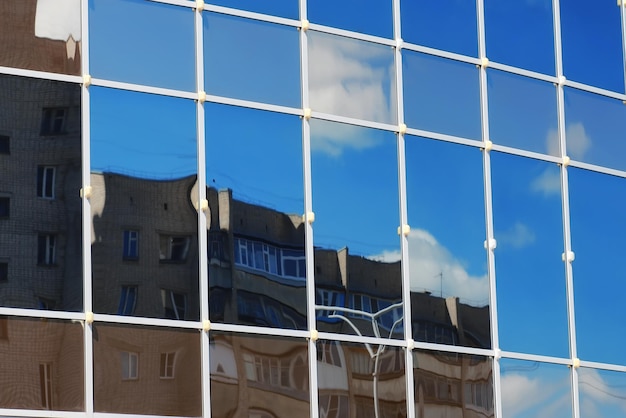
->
[118,286,138,316]
[122,230,139,260]
[160,351,176,379]
[40,107,67,136]
[161,289,187,320]
[37,166,56,199]
[120,351,139,380]
[0,197,9,218]
[37,233,57,266]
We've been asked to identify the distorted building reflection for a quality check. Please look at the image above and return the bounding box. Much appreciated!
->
[0,317,84,411]
[0,73,83,312]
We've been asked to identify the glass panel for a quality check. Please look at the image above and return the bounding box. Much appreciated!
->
[90,87,199,321]
[401,0,478,57]
[311,120,402,338]
[206,0,298,20]
[308,0,393,39]
[206,103,306,330]
[204,13,301,107]
[308,31,396,125]
[579,367,626,417]
[0,317,83,411]
[404,51,481,140]
[500,359,571,418]
[560,0,625,93]
[0,0,81,75]
[564,87,626,171]
[492,153,568,357]
[570,168,626,365]
[89,0,195,91]
[405,137,490,349]
[0,74,83,312]
[210,333,309,418]
[318,340,406,418]
[93,323,201,415]
[488,70,558,155]
[413,350,493,417]
[484,0,554,74]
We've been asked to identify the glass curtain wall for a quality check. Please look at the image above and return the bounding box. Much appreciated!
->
[1,0,626,417]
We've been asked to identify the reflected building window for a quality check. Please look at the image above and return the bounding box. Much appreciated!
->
[118,286,137,316]
[159,235,190,263]
[121,351,139,380]
[37,166,56,199]
[0,262,7,281]
[316,289,345,322]
[160,352,176,379]
[234,237,305,280]
[40,107,67,136]
[39,363,53,409]
[37,234,57,265]
[161,289,186,320]
[317,341,343,367]
[122,230,139,260]
[0,197,9,218]
[0,135,9,154]
[319,394,349,418]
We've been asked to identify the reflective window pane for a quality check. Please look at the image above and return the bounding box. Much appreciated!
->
[401,0,478,57]
[484,0,554,74]
[492,154,567,357]
[204,13,301,107]
[564,87,626,171]
[579,368,626,417]
[94,323,201,415]
[90,87,199,321]
[89,0,195,91]
[0,0,81,75]
[405,137,490,348]
[0,317,83,411]
[488,70,558,155]
[404,52,481,140]
[560,0,625,93]
[318,340,406,417]
[501,359,571,418]
[311,120,402,338]
[0,74,83,312]
[308,31,397,125]
[206,0,298,20]
[570,168,626,365]
[308,0,392,39]
[206,103,305,330]
[413,350,493,417]
[211,333,309,418]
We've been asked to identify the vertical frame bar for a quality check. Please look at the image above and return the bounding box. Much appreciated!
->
[299,2,320,418]
[476,0,502,417]
[552,1,581,417]
[80,0,94,416]
[194,4,212,418]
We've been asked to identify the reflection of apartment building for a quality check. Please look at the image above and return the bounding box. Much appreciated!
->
[0,74,82,312]
[90,173,200,320]
[0,317,83,411]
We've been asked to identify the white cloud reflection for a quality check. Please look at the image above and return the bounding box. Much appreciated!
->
[372,229,489,306]
[35,0,81,41]
[497,221,536,249]
[501,372,571,418]
[579,368,626,417]
[546,122,592,160]
[308,32,395,156]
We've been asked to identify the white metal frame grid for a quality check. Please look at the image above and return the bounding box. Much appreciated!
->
[0,0,625,416]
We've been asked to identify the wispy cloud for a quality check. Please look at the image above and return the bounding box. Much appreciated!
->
[579,368,626,417]
[372,229,489,306]
[309,32,395,156]
[501,372,571,418]
[546,122,592,160]
[531,167,561,197]
[497,222,536,249]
